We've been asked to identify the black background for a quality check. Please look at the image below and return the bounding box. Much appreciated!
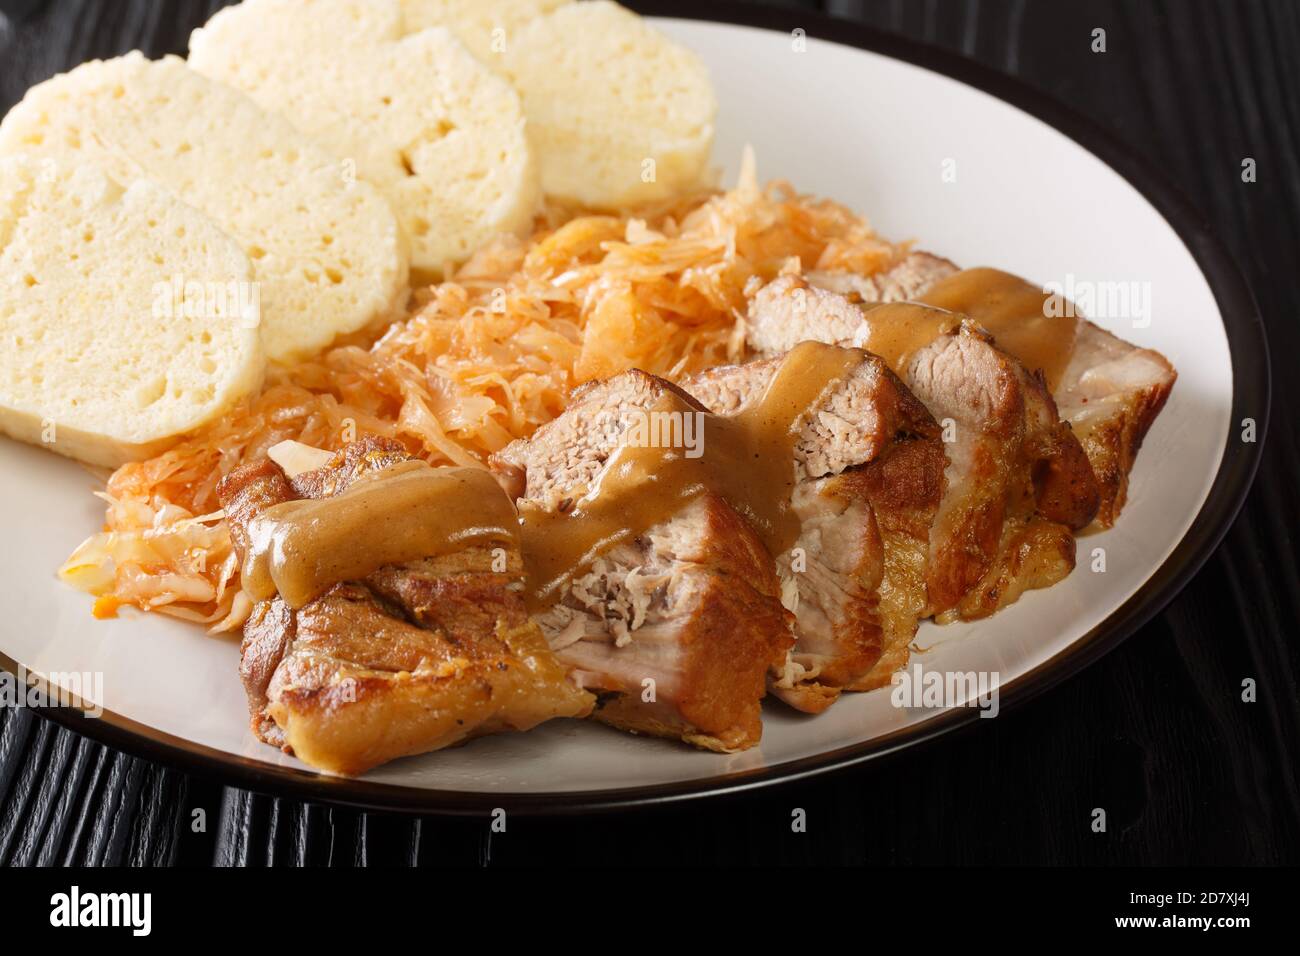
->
[0,0,1295,866]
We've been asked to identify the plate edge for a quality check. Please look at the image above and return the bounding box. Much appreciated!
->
[0,1,1271,816]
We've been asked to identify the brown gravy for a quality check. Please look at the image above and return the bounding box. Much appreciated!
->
[242,460,518,609]
[855,302,962,375]
[851,269,1079,390]
[919,268,1080,391]
[519,341,863,608]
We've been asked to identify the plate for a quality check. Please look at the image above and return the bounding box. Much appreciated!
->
[0,4,1269,814]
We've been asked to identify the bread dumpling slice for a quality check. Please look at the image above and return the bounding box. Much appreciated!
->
[188,0,539,276]
[396,0,570,62]
[0,53,408,363]
[501,1,717,208]
[0,156,263,468]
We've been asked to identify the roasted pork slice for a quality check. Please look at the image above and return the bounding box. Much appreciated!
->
[804,262,1100,532]
[218,437,592,775]
[806,251,960,305]
[743,273,1097,655]
[805,254,1176,526]
[748,273,1092,580]
[684,351,943,709]
[1055,322,1176,525]
[904,323,1094,624]
[493,370,795,752]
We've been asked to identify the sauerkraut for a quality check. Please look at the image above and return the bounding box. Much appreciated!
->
[61,162,905,630]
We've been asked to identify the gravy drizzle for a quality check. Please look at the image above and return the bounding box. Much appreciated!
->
[919,268,1079,391]
[519,341,863,608]
[853,302,962,375]
[242,460,518,609]
[854,268,1080,390]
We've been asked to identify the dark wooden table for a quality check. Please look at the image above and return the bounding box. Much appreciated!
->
[1,0,1295,867]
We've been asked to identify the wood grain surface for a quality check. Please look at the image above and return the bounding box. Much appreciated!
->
[0,0,1295,866]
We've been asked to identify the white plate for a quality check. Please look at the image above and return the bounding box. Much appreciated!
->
[0,10,1267,813]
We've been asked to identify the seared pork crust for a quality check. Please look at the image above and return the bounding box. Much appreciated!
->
[845,438,946,689]
[218,436,592,775]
